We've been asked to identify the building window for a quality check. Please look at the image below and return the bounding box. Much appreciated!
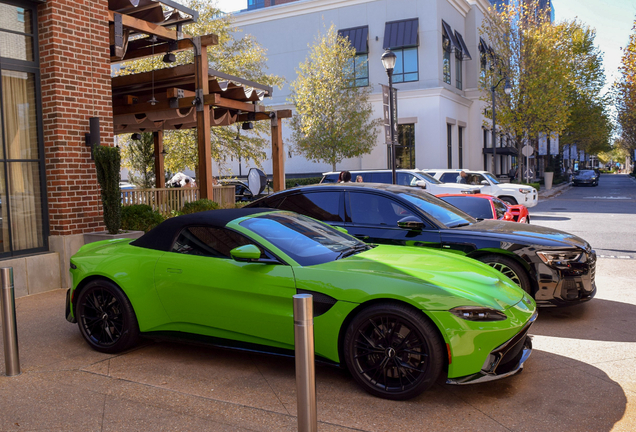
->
[346,54,369,87]
[443,36,451,84]
[396,124,415,169]
[247,0,266,10]
[339,26,369,87]
[0,1,48,256]
[392,47,418,83]
[383,19,419,83]
[458,126,464,168]
[479,38,489,82]
[455,49,462,89]
[447,124,453,168]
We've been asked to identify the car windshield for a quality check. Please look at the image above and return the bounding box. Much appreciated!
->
[416,171,442,184]
[240,212,369,266]
[397,191,476,228]
[482,172,500,184]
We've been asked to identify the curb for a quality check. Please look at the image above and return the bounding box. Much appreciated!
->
[538,182,571,200]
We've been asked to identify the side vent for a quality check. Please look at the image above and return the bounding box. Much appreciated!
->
[296,289,338,317]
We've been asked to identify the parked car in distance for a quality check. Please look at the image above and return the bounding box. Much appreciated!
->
[320,169,480,195]
[437,193,530,223]
[423,169,538,207]
[66,208,536,400]
[247,183,597,307]
[572,170,599,187]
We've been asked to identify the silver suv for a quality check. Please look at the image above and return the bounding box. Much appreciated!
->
[320,169,479,194]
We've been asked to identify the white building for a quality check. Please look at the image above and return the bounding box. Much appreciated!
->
[230,0,515,179]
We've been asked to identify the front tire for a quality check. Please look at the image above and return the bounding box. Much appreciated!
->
[478,254,532,295]
[343,303,444,400]
[76,280,140,354]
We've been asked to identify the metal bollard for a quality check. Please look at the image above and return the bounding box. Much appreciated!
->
[1,267,20,376]
[293,294,317,432]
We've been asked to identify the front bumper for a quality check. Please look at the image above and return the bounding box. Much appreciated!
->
[534,250,597,307]
[65,288,76,323]
[447,311,537,385]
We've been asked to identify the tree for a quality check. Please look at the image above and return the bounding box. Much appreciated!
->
[116,0,283,178]
[288,25,381,171]
[120,132,155,188]
[615,17,636,154]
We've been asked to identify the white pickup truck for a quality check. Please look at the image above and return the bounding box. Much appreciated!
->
[423,169,539,207]
[320,169,480,194]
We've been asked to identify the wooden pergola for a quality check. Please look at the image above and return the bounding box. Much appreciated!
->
[107,0,291,197]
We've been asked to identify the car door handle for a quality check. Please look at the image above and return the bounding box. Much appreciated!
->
[167,268,182,274]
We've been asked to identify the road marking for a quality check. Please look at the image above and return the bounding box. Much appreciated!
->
[597,255,635,260]
[583,196,632,199]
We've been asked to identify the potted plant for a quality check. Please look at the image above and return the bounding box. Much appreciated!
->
[84,146,144,243]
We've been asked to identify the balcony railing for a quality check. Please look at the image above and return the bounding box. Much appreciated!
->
[121,186,235,217]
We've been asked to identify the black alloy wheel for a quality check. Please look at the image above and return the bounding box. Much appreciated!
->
[76,280,140,354]
[343,303,444,400]
[478,254,532,295]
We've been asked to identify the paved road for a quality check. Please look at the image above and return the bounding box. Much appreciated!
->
[531,173,636,259]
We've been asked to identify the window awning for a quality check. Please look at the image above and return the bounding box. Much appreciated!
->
[454,31,472,60]
[483,146,518,156]
[441,20,461,53]
[479,37,489,54]
[383,18,418,49]
[338,26,369,54]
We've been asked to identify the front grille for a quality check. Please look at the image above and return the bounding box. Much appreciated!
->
[589,251,597,283]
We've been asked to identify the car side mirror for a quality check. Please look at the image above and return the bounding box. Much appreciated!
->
[480,180,489,185]
[415,180,427,189]
[230,244,261,262]
[397,216,424,231]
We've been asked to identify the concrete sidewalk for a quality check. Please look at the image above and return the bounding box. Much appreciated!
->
[1,261,635,431]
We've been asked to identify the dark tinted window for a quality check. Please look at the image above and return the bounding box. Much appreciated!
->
[440,173,461,183]
[491,198,508,219]
[439,196,493,220]
[370,172,392,183]
[171,226,264,258]
[278,192,342,222]
[396,172,417,186]
[321,174,339,183]
[349,192,416,226]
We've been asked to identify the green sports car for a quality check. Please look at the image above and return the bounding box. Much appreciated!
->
[66,208,537,400]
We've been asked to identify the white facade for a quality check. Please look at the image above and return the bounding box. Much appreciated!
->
[230,0,499,178]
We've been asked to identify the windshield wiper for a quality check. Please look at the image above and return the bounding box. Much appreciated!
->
[336,244,370,260]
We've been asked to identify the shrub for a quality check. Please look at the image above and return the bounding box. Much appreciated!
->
[94,146,121,234]
[285,177,322,189]
[121,205,164,233]
[180,199,219,214]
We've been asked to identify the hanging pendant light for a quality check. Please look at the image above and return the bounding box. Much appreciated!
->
[148,35,158,106]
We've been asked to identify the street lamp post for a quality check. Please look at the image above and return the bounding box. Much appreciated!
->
[491,77,512,177]
[382,49,397,185]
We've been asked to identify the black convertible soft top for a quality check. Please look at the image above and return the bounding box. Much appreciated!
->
[131,208,274,251]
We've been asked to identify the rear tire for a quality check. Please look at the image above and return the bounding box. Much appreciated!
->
[343,303,444,400]
[76,280,140,354]
[477,254,533,296]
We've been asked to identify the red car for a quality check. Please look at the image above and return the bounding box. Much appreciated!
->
[436,193,530,223]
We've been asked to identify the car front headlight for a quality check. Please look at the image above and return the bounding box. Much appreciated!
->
[519,188,532,194]
[449,306,507,322]
[536,250,583,268]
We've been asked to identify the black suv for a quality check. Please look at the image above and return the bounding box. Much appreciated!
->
[247,183,597,307]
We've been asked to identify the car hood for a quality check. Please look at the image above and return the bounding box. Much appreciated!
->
[304,245,525,311]
[452,219,590,250]
[496,183,535,192]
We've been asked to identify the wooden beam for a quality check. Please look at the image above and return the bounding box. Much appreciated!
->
[271,115,285,192]
[112,64,195,89]
[166,88,195,99]
[195,38,213,200]
[108,10,189,41]
[112,34,218,63]
[153,131,165,188]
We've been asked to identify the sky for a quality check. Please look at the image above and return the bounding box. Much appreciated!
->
[214,0,636,91]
